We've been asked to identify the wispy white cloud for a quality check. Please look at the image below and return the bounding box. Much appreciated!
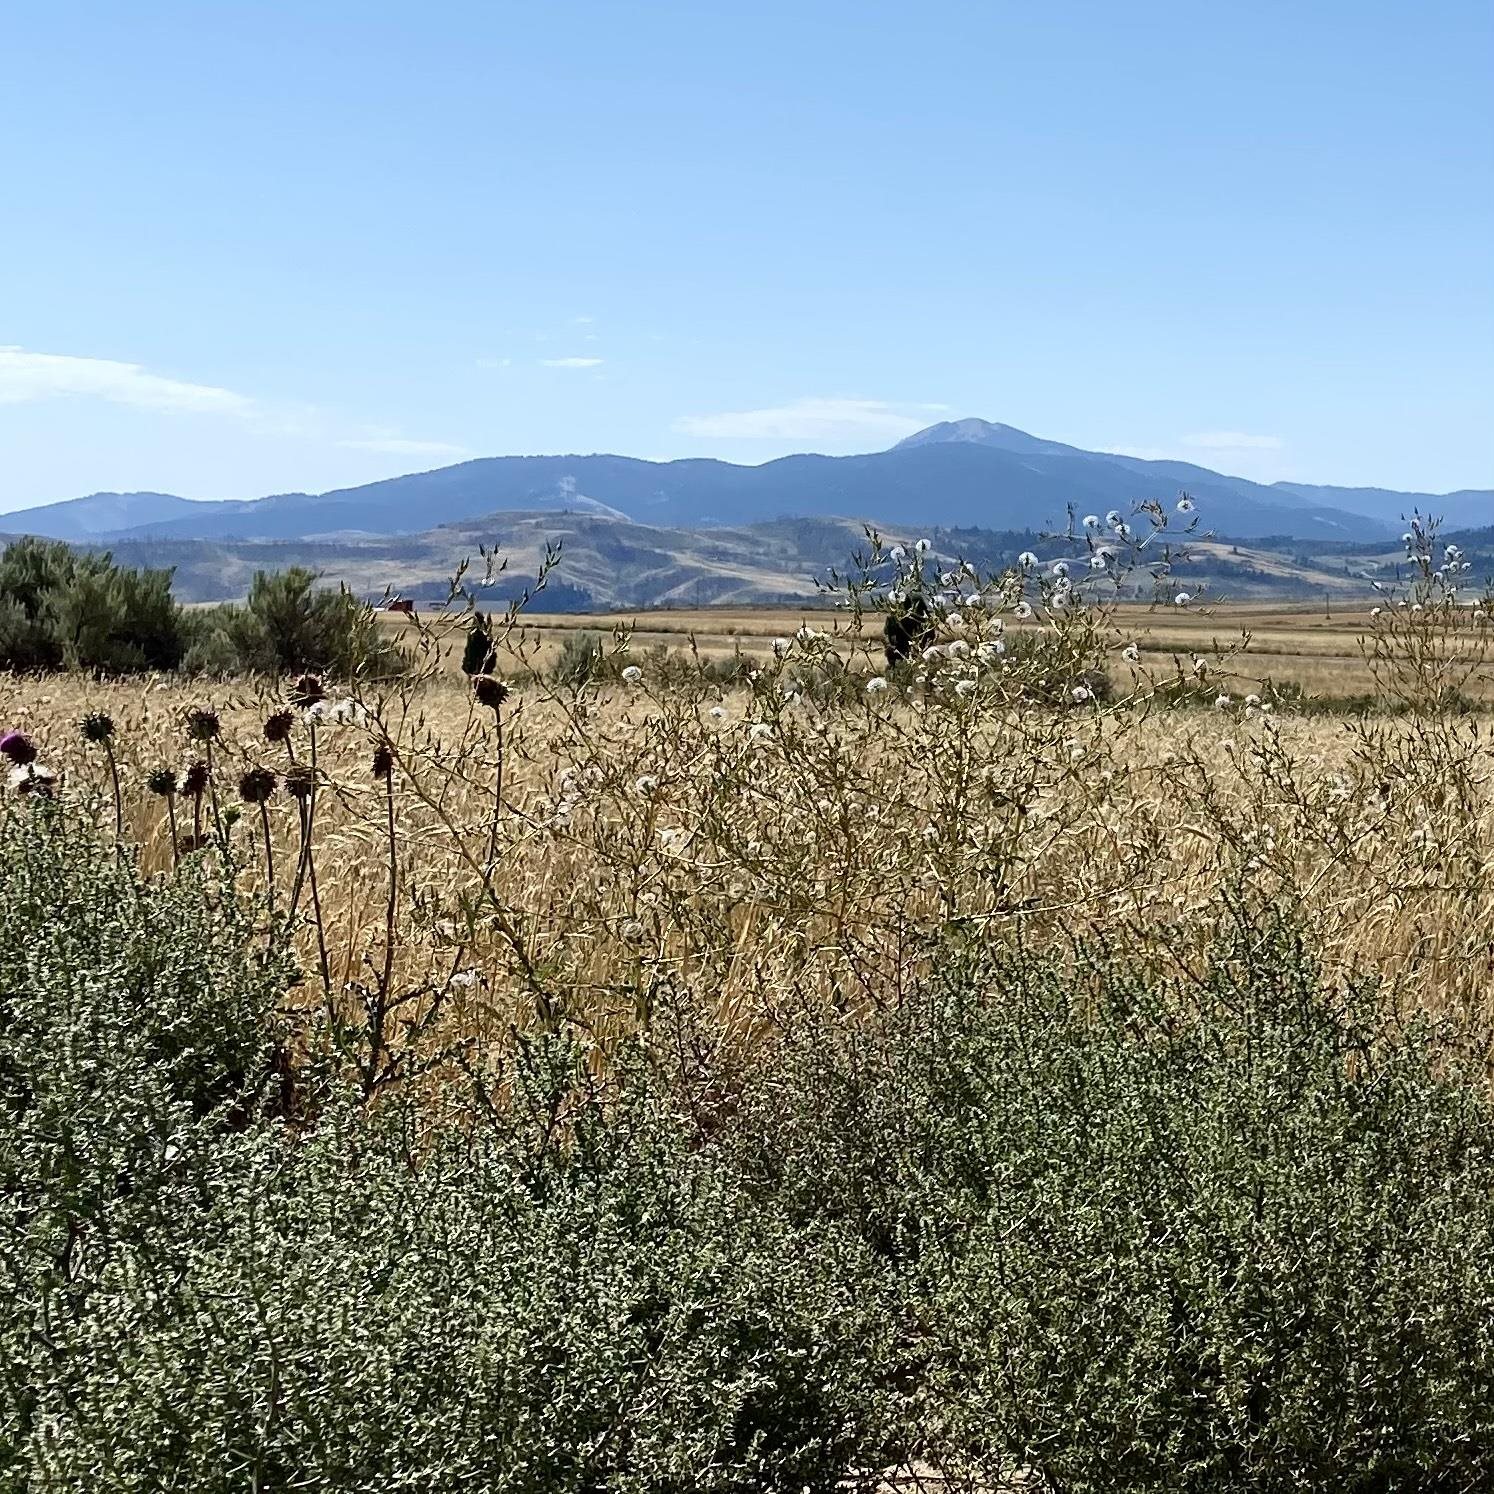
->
[0,345,255,416]
[541,356,604,369]
[569,315,595,326]
[337,436,473,459]
[0,345,472,470]
[1180,431,1284,452]
[674,396,948,442]
[475,356,512,369]
[1104,430,1290,482]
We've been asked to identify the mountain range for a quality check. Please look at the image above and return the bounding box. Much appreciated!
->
[5,419,1489,548]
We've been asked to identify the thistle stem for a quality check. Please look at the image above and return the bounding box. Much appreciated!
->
[483,709,505,876]
[306,833,331,1004]
[260,800,276,921]
[205,741,224,843]
[104,740,123,851]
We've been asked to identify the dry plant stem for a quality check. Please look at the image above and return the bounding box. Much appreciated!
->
[380,772,397,998]
[287,725,316,921]
[306,835,331,1004]
[360,772,401,1099]
[395,740,548,1000]
[205,740,223,842]
[104,740,123,850]
[259,800,276,920]
[484,708,505,873]
[308,719,330,999]
[166,796,180,869]
[287,800,309,921]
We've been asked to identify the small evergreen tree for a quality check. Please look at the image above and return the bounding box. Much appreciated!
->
[0,537,188,674]
[224,567,403,679]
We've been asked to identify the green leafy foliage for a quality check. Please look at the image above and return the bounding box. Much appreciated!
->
[0,543,401,681]
[0,537,190,674]
[208,566,405,679]
[734,917,1494,1489]
[7,807,1494,1490]
[547,628,613,688]
[0,808,868,1492]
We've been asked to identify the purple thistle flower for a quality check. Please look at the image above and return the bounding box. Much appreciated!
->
[0,731,38,767]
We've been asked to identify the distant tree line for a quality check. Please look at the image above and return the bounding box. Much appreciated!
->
[0,538,403,678]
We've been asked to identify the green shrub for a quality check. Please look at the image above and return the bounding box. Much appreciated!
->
[547,629,614,688]
[10,804,1494,1490]
[0,802,291,1482]
[0,537,189,674]
[219,567,405,680]
[733,914,1494,1489]
[999,625,1112,703]
[0,809,869,1492]
[546,638,753,692]
[179,605,245,676]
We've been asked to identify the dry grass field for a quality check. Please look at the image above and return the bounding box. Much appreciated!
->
[389,597,1494,703]
[9,583,1494,1087]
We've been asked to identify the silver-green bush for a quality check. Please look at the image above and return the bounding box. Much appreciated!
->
[7,805,1494,1491]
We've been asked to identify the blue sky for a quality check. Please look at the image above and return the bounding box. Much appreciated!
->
[1,0,1490,510]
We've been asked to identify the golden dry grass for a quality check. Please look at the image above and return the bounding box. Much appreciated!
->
[9,585,1494,1097]
[389,599,1494,702]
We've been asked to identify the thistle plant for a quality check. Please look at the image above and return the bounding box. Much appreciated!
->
[181,758,209,851]
[282,761,330,1001]
[0,730,37,767]
[473,674,510,873]
[146,766,180,866]
[238,767,278,919]
[79,711,123,849]
[263,709,296,752]
[185,707,224,841]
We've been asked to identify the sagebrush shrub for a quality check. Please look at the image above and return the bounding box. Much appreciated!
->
[729,913,1494,1490]
[10,805,1494,1490]
[0,807,871,1492]
[0,537,189,675]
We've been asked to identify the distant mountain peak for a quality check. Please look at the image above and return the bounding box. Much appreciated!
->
[6,420,1479,548]
[893,418,1080,459]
